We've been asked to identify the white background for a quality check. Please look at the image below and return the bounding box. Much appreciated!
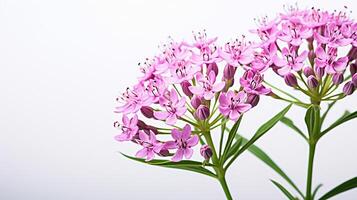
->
[0,0,356,199]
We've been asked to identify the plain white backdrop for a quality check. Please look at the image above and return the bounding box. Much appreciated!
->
[0,0,356,199]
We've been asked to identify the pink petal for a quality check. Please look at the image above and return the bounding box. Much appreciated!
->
[166,114,178,125]
[333,57,348,72]
[146,151,155,161]
[219,93,229,106]
[172,149,184,162]
[170,89,178,103]
[189,86,204,95]
[290,38,302,46]
[213,82,225,92]
[277,66,291,76]
[164,141,177,149]
[208,71,216,84]
[184,148,194,159]
[139,131,149,142]
[136,148,148,158]
[154,111,170,120]
[273,56,288,67]
[171,129,181,140]
[237,104,252,113]
[187,135,199,147]
[181,124,192,140]
[315,46,328,60]
[229,110,240,121]
[203,92,215,100]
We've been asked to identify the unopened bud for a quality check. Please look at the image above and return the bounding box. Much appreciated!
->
[303,67,315,77]
[343,81,355,95]
[223,64,236,80]
[200,145,213,160]
[246,94,260,107]
[332,73,344,85]
[352,74,357,86]
[315,67,325,80]
[181,81,193,97]
[307,75,319,88]
[350,63,357,75]
[195,105,210,120]
[140,106,154,118]
[190,95,202,109]
[284,73,298,87]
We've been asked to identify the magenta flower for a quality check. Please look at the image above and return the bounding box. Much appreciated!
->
[135,130,163,161]
[273,47,308,75]
[314,23,353,48]
[251,43,277,72]
[218,38,255,66]
[250,16,280,45]
[278,22,313,46]
[240,70,271,95]
[168,59,200,84]
[219,91,252,121]
[164,124,199,162]
[144,77,167,103]
[189,71,225,100]
[314,46,348,74]
[115,85,152,114]
[115,114,139,142]
[154,89,187,125]
[190,31,220,65]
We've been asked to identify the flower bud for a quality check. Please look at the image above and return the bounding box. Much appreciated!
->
[315,67,325,80]
[158,148,170,157]
[332,73,344,85]
[343,81,355,95]
[206,62,218,76]
[350,63,357,75]
[246,94,260,107]
[190,95,202,109]
[137,120,147,130]
[284,73,298,87]
[180,81,193,97]
[223,64,236,80]
[307,75,318,88]
[308,50,316,66]
[195,105,210,120]
[140,106,154,118]
[146,125,158,135]
[352,74,357,86]
[200,145,213,160]
[303,67,315,77]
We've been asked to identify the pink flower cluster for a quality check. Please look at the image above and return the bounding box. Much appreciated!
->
[114,31,270,161]
[251,6,357,95]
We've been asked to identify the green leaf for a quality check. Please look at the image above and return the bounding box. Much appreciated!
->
[280,116,308,141]
[226,136,243,159]
[235,134,304,198]
[304,105,321,139]
[312,184,323,200]
[271,180,297,200]
[224,104,292,169]
[319,177,357,200]
[121,153,217,178]
[221,116,242,162]
[320,111,357,138]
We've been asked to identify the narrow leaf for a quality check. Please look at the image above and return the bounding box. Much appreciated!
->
[271,180,297,200]
[280,116,307,141]
[224,104,292,169]
[312,184,323,200]
[121,153,216,178]
[319,177,357,200]
[226,137,243,159]
[304,105,321,139]
[222,116,242,161]
[320,111,357,138]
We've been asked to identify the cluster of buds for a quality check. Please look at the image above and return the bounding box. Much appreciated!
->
[114,31,271,161]
[250,6,357,103]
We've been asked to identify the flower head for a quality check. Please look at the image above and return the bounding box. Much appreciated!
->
[135,130,163,161]
[165,125,199,162]
[219,91,252,121]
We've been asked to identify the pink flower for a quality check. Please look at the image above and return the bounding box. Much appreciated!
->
[189,71,225,100]
[144,77,167,103]
[115,114,139,142]
[240,70,271,95]
[168,58,200,84]
[115,85,152,114]
[314,46,348,74]
[218,38,255,66]
[273,47,308,75]
[314,23,353,48]
[278,22,313,46]
[154,89,187,125]
[164,124,199,162]
[250,17,280,45]
[135,130,163,161]
[219,91,252,121]
[251,43,277,72]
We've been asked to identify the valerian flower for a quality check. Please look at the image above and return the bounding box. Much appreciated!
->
[240,70,271,95]
[219,91,252,121]
[135,130,163,161]
[114,114,139,142]
[164,124,199,162]
[154,89,187,125]
[218,37,255,67]
[189,71,225,100]
[115,85,152,114]
[273,46,308,75]
[314,46,348,74]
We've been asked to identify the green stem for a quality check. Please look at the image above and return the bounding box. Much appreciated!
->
[204,130,234,199]
[306,142,316,200]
